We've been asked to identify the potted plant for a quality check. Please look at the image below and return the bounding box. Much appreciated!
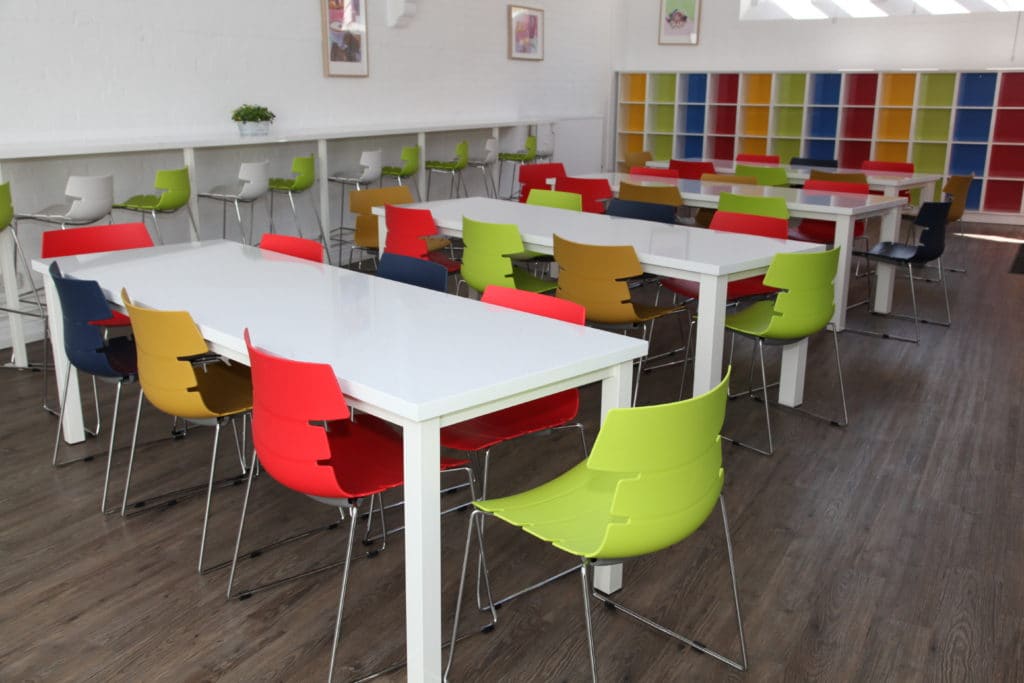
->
[231,104,276,136]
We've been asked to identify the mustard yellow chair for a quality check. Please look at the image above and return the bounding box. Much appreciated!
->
[120,289,253,573]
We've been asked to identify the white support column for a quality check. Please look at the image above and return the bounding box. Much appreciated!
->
[873,204,902,315]
[317,139,333,261]
[417,131,427,201]
[777,338,808,408]
[183,148,199,242]
[1,229,28,366]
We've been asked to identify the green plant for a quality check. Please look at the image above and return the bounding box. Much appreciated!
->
[231,104,276,123]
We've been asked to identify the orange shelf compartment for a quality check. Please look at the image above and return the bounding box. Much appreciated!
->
[738,137,769,156]
[997,72,1024,107]
[741,106,770,136]
[618,133,644,157]
[619,104,645,132]
[874,142,910,162]
[743,74,773,105]
[879,73,916,107]
[620,73,647,101]
[876,108,912,141]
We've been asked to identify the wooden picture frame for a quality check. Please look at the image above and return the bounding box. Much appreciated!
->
[323,0,368,77]
[508,5,544,61]
[659,0,700,46]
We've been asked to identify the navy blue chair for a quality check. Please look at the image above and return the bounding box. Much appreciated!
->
[376,253,449,293]
[49,261,138,512]
[790,157,839,169]
[604,198,678,224]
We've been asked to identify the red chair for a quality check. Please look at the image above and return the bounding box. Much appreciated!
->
[861,160,914,174]
[790,179,870,246]
[736,153,780,164]
[555,176,613,213]
[517,162,566,202]
[258,233,324,263]
[669,160,716,180]
[383,204,460,274]
[234,330,475,681]
[629,166,680,179]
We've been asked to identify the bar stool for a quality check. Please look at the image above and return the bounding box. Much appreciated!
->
[114,166,198,244]
[268,155,329,262]
[327,149,383,242]
[497,135,537,199]
[0,182,47,375]
[425,141,469,200]
[466,138,499,198]
[198,161,270,244]
[381,145,420,200]
[15,174,114,229]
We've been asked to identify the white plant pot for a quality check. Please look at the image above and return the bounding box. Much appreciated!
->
[237,121,271,136]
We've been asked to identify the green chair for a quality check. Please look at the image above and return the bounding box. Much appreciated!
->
[735,163,790,187]
[268,155,328,262]
[114,167,198,244]
[459,217,555,296]
[445,371,747,680]
[525,189,582,212]
[724,247,848,456]
[425,140,468,199]
[381,145,421,201]
[718,192,790,220]
[497,134,537,199]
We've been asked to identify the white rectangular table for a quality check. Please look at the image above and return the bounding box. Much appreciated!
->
[38,240,648,682]
[376,196,823,407]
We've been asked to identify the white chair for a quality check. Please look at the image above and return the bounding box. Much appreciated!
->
[327,149,383,239]
[15,174,114,229]
[466,138,499,198]
[535,124,555,162]
[198,161,270,244]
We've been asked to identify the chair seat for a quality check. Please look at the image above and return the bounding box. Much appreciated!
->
[425,235,451,252]
[327,173,364,184]
[89,310,132,328]
[99,335,139,378]
[16,203,76,222]
[198,183,247,201]
[855,241,921,264]
[381,165,413,177]
[427,250,461,274]
[189,362,253,418]
[660,277,776,303]
[498,152,532,162]
[725,299,796,340]
[511,267,556,294]
[441,390,577,452]
[268,178,297,191]
[631,302,689,324]
[424,160,461,171]
[114,194,161,211]
[789,219,865,244]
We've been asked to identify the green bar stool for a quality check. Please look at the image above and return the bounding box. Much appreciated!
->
[381,145,421,201]
[114,167,198,244]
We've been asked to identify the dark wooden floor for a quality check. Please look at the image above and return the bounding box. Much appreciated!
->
[2,224,1023,682]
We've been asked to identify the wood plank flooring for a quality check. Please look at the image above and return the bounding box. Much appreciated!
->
[1,225,1022,682]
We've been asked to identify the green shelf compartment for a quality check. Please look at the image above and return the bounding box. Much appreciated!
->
[649,74,677,103]
[914,108,952,142]
[649,134,674,160]
[774,106,804,137]
[776,73,807,105]
[648,104,675,133]
[911,142,948,173]
[917,73,956,107]
[770,138,802,164]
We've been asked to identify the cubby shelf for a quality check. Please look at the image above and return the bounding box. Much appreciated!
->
[614,70,1024,220]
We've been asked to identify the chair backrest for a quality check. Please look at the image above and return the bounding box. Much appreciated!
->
[64,175,114,222]
[480,138,499,164]
[759,248,841,340]
[395,145,420,176]
[618,181,683,207]
[356,149,384,183]
[735,163,789,187]
[120,289,222,420]
[243,329,361,500]
[259,233,324,263]
[582,370,730,558]
[453,141,470,170]
[41,222,154,258]
[912,201,952,262]
[604,198,678,224]
[942,175,972,223]
[522,135,538,161]
[803,179,869,196]
[518,163,567,202]
[553,233,643,325]
[861,160,915,174]
[376,253,449,292]
[150,167,192,211]
[525,189,583,211]
[555,177,613,213]
[623,150,653,170]
[629,167,680,179]
[481,285,586,325]
[809,169,868,185]
[718,192,790,219]
[48,262,125,378]
[384,204,439,259]
[709,210,788,238]
[288,155,317,192]
[349,185,416,249]
[669,160,716,180]
[237,161,270,200]
[736,153,780,164]
[460,217,526,292]
[791,157,838,169]
[0,182,13,230]
[700,173,758,186]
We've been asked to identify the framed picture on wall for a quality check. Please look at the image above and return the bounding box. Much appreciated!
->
[322,0,368,77]
[659,0,700,45]
[508,6,544,61]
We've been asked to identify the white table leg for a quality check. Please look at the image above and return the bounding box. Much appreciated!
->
[1,229,28,367]
[777,338,808,408]
[872,206,901,315]
[593,360,633,595]
[403,418,443,683]
[830,215,855,331]
[183,148,199,242]
[692,274,729,396]
[43,269,85,443]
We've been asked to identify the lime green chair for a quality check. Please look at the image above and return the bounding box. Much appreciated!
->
[381,145,421,200]
[445,371,747,679]
[525,189,582,212]
[114,167,198,244]
[497,134,537,199]
[268,155,329,261]
[717,192,790,220]
[459,217,555,296]
[735,163,790,187]
[425,140,468,199]
[724,247,847,456]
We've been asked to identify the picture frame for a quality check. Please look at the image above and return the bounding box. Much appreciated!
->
[508,5,544,61]
[322,0,368,77]
[658,0,700,46]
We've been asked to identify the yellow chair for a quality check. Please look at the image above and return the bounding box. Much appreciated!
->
[344,185,417,268]
[618,181,683,207]
[621,149,653,172]
[941,174,973,273]
[809,169,868,185]
[120,289,253,573]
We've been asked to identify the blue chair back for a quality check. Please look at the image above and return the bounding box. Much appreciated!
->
[605,198,677,224]
[49,261,132,378]
[376,253,448,293]
[911,201,951,263]
[790,157,838,169]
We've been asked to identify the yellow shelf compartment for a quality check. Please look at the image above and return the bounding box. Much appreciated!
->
[917,73,956,107]
[774,106,805,138]
[742,73,773,105]
[738,136,769,156]
[914,108,952,142]
[618,132,645,160]
[770,138,802,165]
[879,73,916,107]
[647,104,676,134]
[619,73,647,102]
[649,134,674,161]
[741,105,770,136]
[876,107,912,141]
[619,103,645,133]
[775,73,807,106]
[874,141,910,162]
[648,73,677,103]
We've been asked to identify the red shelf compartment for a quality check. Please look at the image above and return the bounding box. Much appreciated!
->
[993,108,1024,143]
[997,72,1024,107]
[989,144,1024,178]
[713,74,739,104]
[838,140,872,169]
[710,105,737,135]
[709,135,736,160]
[842,108,875,139]
[844,74,878,106]
[982,180,1024,212]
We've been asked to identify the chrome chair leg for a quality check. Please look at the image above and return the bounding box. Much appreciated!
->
[327,504,360,683]
[197,420,224,573]
[445,508,499,681]
[580,559,599,682]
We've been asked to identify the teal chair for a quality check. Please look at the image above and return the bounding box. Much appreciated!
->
[114,167,197,244]
[497,134,537,199]
[525,189,582,212]
[735,163,790,187]
[425,141,468,199]
[381,145,421,200]
[724,247,848,456]
[268,155,328,261]
[445,371,747,680]
[459,217,555,296]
